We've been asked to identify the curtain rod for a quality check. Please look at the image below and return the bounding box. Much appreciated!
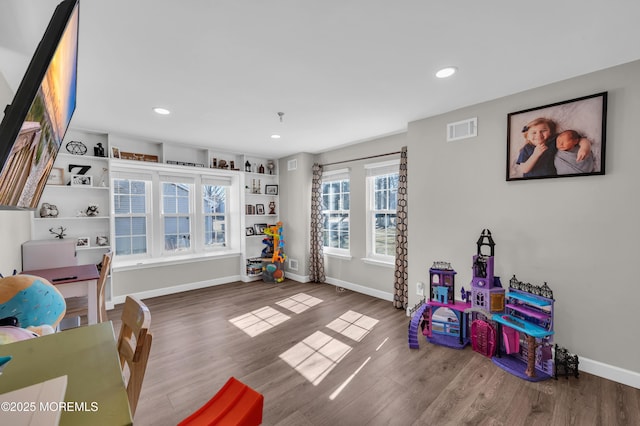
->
[320,150,401,167]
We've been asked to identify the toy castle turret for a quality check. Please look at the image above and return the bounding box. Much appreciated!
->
[470,229,505,313]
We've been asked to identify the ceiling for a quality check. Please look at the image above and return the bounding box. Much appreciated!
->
[1,1,640,159]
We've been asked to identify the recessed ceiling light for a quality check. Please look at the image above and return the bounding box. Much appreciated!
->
[271,134,281,139]
[153,107,171,115]
[435,67,457,78]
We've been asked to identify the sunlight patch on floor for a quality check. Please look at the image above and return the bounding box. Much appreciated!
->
[276,292,323,314]
[279,331,352,385]
[229,306,290,337]
[326,310,379,342]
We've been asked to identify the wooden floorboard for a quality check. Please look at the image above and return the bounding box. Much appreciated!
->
[105,280,640,425]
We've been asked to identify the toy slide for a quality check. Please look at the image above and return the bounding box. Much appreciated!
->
[178,377,263,426]
[502,324,520,355]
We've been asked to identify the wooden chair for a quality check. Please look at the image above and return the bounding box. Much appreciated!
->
[117,295,152,417]
[64,251,113,324]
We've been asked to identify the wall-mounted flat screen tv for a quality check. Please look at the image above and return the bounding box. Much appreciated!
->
[0,0,79,210]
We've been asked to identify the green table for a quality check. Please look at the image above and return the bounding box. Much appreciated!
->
[0,321,132,425]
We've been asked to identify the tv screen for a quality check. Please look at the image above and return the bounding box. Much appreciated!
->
[0,0,79,210]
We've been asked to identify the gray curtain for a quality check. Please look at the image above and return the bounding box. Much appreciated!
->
[393,146,408,309]
[309,163,325,282]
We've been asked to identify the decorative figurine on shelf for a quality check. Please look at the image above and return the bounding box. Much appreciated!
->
[245,160,251,172]
[39,203,59,218]
[230,160,236,170]
[218,160,228,169]
[49,226,67,239]
[211,158,217,168]
[258,164,265,174]
[268,201,276,215]
[85,204,99,217]
[267,160,275,175]
[93,142,105,157]
[99,167,108,187]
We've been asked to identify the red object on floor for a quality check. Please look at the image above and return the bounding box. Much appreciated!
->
[178,377,264,426]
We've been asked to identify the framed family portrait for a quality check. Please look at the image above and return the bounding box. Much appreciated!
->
[70,174,93,186]
[506,92,607,181]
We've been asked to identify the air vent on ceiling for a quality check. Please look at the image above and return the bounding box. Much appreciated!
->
[447,117,477,142]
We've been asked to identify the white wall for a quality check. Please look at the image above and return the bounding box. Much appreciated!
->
[0,71,32,276]
[406,60,640,374]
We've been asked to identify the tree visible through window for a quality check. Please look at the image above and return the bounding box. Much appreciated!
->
[321,177,350,251]
[162,182,192,252]
[371,172,398,257]
[203,184,227,247]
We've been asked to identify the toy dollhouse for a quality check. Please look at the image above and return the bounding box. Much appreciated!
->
[469,229,505,314]
[491,275,555,381]
[422,262,472,349]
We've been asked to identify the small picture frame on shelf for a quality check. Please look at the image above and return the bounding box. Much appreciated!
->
[246,204,256,215]
[111,146,121,159]
[70,175,93,186]
[265,184,278,195]
[256,204,265,215]
[47,167,64,185]
[96,235,109,246]
[254,223,268,235]
[76,237,90,247]
[246,227,255,236]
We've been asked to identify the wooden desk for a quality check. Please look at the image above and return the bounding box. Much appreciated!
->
[0,322,132,425]
[21,264,100,324]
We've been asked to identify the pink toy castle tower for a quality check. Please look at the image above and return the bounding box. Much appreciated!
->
[470,229,505,313]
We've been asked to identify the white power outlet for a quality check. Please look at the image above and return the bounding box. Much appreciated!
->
[416,281,424,296]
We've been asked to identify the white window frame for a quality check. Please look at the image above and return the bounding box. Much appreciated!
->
[160,175,195,255]
[365,160,399,264]
[111,171,153,262]
[201,178,230,250]
[321,168,350,256]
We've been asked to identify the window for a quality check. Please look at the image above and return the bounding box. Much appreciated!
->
[202,183,227,247]
[112,164,238,265]
[366,160,399,262]
[321,169,350,254]
[162,181,193,252]
[113,178,151,257]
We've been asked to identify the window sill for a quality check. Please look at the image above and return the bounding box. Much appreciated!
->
[362,257,395,268]
[113,250,241,271]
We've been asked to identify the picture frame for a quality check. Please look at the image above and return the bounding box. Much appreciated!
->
[47,167,64,185]
[506,92,607,181]
[111,146,121,159]
[95,235,109,246]
[246,227,255,236]
[70,174,93,186]
[265,184,279,195]
[246,204,256,215]
[76,237,90,248]
[256,204,265,215]
[254,223,268,235]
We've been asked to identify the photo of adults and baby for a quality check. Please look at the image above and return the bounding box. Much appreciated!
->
[506,92,607,181]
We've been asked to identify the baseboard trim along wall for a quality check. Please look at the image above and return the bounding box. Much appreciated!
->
[109,275,242,307]
[324,276,394,302]
[579,357,640,389]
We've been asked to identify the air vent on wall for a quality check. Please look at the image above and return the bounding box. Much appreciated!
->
[287,159,297,171]
[447,117,477,142]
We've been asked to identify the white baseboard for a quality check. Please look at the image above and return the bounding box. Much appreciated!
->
[579,356,640,389]
[324,276,394,302]
[284,271,310,283]
[109,275,242,306]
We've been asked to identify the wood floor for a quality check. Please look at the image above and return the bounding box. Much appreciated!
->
[107,280,640,425]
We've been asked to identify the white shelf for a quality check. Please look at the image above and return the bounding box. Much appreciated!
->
[77,245,112,251]
[34,216,109,221]
[45,185,109,190]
